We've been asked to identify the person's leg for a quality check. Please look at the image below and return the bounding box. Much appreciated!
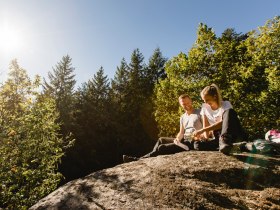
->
[141,137,174,158]
[157,142,189,155]
[219,108,248,154]
[187,140,196,150]
[221,108,248,141]
[193,139,219,151]
[123,137,174,162]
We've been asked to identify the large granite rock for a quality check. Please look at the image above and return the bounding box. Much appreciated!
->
[30,151,280,209]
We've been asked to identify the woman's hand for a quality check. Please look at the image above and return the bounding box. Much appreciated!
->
[193,129,205,138]
[192,133,206,141]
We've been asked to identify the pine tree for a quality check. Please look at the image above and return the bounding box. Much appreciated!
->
[127,49,146,110]
[112,49,155,156]
[43,55,76,136]
[84,66,111,128]
[88,66,110,103]
[61,67,117,180]
[142,48,167,139]
[111,58,129,106]
[146,47,167,91]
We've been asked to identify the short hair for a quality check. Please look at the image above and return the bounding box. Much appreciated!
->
[178,94,191,100]
[200,84,222,106]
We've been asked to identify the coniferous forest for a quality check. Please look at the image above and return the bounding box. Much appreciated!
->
[0,17,279,208]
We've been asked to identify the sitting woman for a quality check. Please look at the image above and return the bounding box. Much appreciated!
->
[193,84,248,154]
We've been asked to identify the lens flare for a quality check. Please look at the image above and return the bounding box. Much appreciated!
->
[0,23,23,54]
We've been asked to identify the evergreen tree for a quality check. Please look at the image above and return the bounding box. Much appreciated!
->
[111,59,129,139]
[61,67,117,180]
[127,49,151,154]
[127,48,146,100]
[145,47,167,93]
[110,49,156,156]
[0,60,70,208]
[142,48,167,139]
[111,58,129,106]
[111,58,133,155]
[89,66,110,103]
[43,55,76,136]
[84,67,111,132]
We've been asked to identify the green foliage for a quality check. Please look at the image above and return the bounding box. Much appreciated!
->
[112,49,151,154]
[0,60,69,208]
[110,48,165,156]
[111,58,129,108]
[59,67,118,179]
[1,16,279,208]
[154,52,208,136]
[43,55,76,136]
[145,47,168,91]
[154,17,280,140]
[236,16,280,136]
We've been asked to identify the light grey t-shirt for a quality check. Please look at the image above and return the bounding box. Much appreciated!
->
[180,109,203,137]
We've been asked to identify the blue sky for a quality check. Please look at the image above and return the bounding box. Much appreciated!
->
[0,0,279,86]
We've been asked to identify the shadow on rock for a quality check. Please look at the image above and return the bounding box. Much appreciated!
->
[86,170,140,195]
[232,153,280,170]
[33,182,105,210]
[200,189,243,209]
[192,166,280,190]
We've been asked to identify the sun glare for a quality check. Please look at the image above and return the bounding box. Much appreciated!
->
[0,23,23,54]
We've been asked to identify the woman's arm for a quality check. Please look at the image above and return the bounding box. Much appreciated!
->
[203,120,222,133]
[202,115,210,139]
[194,115,222,138]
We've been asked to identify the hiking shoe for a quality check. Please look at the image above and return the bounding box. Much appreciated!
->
[219,134,233,155]
[123,155,139,163]
[232,141,257,153]
[220,143,245,154]
[230,143,243,153]
[219,144,232,155]
[244,142,257,153]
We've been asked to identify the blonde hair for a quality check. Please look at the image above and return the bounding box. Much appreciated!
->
[200,84,222,107]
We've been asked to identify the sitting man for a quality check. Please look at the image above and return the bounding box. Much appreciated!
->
[123,94,203,163]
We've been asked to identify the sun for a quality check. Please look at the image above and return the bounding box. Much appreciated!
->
[0,23,23,54]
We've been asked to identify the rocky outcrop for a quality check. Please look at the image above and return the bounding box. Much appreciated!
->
[30,151,280,209]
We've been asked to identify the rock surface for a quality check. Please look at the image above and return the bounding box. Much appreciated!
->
[30,151,280,209]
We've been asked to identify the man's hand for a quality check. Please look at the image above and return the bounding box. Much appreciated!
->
[174,138,181,144]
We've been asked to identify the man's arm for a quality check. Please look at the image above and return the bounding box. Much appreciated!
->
[175,124,185,142]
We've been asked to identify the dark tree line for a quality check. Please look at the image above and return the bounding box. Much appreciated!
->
[43,48,167,181]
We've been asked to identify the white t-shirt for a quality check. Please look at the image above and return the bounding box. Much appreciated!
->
[200,101,232,125]
[180,109,203,135]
